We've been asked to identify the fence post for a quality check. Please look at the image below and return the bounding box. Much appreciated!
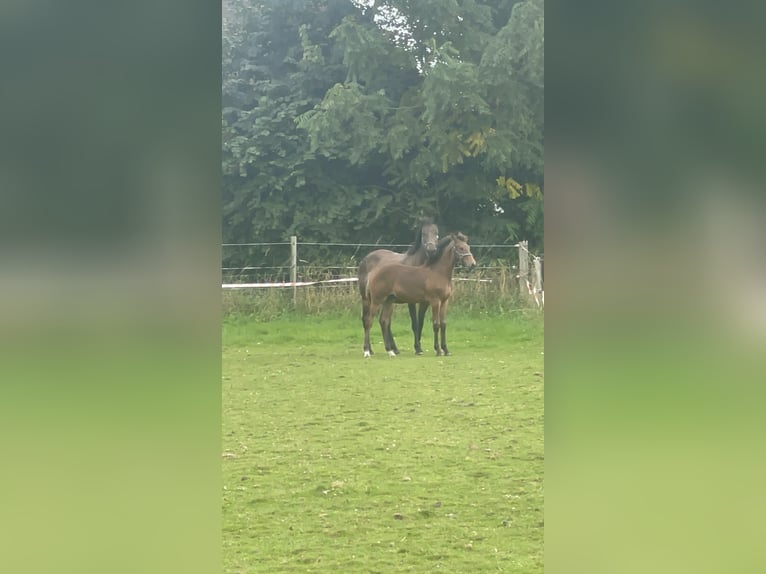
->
[290,235,297,307]
[532,255,543,308]
[518,240,529,298]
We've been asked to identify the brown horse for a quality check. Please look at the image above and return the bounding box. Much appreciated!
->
[363,232,476,357]
[358,217,439,355]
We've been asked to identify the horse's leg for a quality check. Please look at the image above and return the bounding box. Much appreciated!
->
[380,301,397,357]
[379,301,392,353]
[361,297,374,356]
[383,300,400,355]
[440,299,450,356]
[363,300,379,357]
[431,300,442,356]
[378,302,390,353]
[415,303,429,354]
[387,303,400,355]
[408,303,420,354]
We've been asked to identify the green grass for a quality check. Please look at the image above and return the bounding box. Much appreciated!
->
[223,309,543,573]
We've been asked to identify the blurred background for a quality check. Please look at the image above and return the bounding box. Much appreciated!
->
[1,0,765,572]
[547,1,766,572]
[0,1,221,573]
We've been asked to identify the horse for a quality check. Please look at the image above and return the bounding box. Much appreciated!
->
[357,217,439,355]
[362,232,476,358]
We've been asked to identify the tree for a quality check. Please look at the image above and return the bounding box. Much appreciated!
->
[296,0,544,246]
[222,0,544,259]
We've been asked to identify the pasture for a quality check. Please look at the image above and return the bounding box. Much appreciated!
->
[222,307,544,573]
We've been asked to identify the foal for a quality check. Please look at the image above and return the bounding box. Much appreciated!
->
[363,233,476,357]
[357,217,438,354]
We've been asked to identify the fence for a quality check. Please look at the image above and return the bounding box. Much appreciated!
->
[222,237,543,308]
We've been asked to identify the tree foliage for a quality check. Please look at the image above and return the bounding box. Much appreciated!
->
[223,0,543,259]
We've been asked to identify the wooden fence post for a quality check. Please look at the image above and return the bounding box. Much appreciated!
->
[290,235,297,307]
[518,240,529,298]
[532,255,543,308]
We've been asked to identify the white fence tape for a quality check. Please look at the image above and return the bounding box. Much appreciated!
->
[222,277,493,290]
[222,277,358,289]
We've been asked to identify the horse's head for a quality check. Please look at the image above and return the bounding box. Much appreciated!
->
[419,218,439,260]
[452,232,476,270]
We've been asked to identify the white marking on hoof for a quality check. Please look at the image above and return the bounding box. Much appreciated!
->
[364,350,371,358]
[388,350,397,357]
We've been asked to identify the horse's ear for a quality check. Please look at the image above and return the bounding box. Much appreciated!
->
[455,232,468,241]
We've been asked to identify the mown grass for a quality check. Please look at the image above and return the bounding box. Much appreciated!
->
[223,307,543,573]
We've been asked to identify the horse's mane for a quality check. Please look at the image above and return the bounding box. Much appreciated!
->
[432,234,455,260]
[405,216,436,256]
[429,232,468,262]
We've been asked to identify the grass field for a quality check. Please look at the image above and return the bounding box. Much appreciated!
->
[223,307,544,573]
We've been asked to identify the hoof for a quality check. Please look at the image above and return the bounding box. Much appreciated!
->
[363,350,371,358]
[415,350,423,356]
[388,350,397,357]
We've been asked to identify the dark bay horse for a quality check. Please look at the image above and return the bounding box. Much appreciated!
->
[357,217,439,355]
[363,232,476,357]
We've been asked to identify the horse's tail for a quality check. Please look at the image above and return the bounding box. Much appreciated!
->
[362,274,372,304]
[361,277,373,328]
[358,254,375,299]
[362,266,376,310]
